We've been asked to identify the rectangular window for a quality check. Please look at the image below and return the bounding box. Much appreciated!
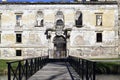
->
[96,33,102,42]
[91,0,98,1]
[16,34,22,43]
[16,14,22,26]
[0,14,1,27]
[16,50,22,56]
[0,34,1,43]
[96,15,102,26]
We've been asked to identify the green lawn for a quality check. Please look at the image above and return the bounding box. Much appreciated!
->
[90,58,120,60]
[0,60,18,75]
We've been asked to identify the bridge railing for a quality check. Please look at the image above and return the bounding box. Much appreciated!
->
[68,56,96,80]
[7,56,49,80]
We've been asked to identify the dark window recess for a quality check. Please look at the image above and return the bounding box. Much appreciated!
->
[16,50,22,56]
[56,19,64,26]
[96,33,102,42]
[76,13,82,27]
[91,0,98,1]
[41,19,44,26]
[0,34,1,43]
[16,34,22,43]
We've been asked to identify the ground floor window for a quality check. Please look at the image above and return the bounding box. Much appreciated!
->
[16,50,22,56]
[96,33,102,42]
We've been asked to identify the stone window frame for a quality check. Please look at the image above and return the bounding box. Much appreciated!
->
[15,31,22,44]
[96,32,103,43]
[95,13,103,26]
[0,13,2,27]
[16,50,22,56]
[15,13,23,27]
[0,32,1,43]
[55,11,64,27]
[75,11,83,28]
[91,0,98,1]
[35,11,44,27]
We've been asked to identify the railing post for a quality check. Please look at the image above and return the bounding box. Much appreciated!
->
[18,61,22,80]
[7,62,11,80]
[25,60,28,79]
[93,62,96,80]
[82,59,84,80]
[35,58,37,72]
[86,61,89,80]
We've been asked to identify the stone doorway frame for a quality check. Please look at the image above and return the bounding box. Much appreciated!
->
[53,36,67,58]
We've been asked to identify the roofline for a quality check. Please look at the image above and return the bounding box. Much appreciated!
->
[0,1,118,5]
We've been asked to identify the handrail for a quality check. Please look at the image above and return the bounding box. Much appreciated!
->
[7,56,49,80]
[68,56,96,80]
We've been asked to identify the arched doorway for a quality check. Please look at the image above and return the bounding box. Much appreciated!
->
[53,36,66,58]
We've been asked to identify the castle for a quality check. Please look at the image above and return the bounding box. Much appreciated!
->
[0,0,119,59]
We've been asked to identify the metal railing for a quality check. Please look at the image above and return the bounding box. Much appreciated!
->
[7,56,48,80]
[68,56,96,80]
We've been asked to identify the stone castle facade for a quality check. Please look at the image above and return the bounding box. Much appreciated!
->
[0,0,120,59]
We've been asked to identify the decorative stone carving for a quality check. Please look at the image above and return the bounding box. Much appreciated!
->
[74,35,84,45]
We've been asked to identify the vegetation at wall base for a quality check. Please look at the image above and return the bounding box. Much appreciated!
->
[96,62,120,74]
[0,59,18,75]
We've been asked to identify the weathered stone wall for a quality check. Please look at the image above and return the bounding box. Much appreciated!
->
[0,4,118,59]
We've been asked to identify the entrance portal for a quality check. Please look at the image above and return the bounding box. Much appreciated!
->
[53,36,66,58]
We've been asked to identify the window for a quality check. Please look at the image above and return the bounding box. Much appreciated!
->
[0,13,2,27]
[56,11,64,18]
[55,11,64,29]
[16,14,22,26]
[16,34,22,43]
[96,33,102,42]
[91,0,98,1]
[96,15,102,26]
[0,34,1,43]
[56,19,64,26]
[75,11,82,27]
[36,11,43,27]
[16,50,22,56]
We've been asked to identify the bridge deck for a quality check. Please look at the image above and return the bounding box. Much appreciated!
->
[28,62,75,80]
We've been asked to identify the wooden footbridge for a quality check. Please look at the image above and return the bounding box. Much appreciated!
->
[7,56,96,80]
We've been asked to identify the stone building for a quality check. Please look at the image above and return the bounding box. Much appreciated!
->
[0,0,119,59]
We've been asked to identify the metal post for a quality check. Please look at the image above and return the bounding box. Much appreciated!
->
[30,59,33,75]
[18,61,21,80]
[35,58,37,72]
[82,59,84,80]
[25,60,28,80]
[93,62,96,80]
[7,63,11,80]
[86,61,89,80]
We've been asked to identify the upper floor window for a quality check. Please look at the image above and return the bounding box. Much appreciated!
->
[56,19,64,26]
[35,11,44,27]
[56,11,64,19]
[96,14,102,26]
[16,33,22,43]
[0,13,2,27]
[0,33,1,43]
[75,11,82,28]
[96,33,102,42]
[15,13,23,27]
[55,11,64,27]
[91,0,98,1]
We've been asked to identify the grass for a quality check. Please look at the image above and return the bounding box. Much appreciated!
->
[0,59,19,75]
[88,58,120,74]
[90,58,120,60]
